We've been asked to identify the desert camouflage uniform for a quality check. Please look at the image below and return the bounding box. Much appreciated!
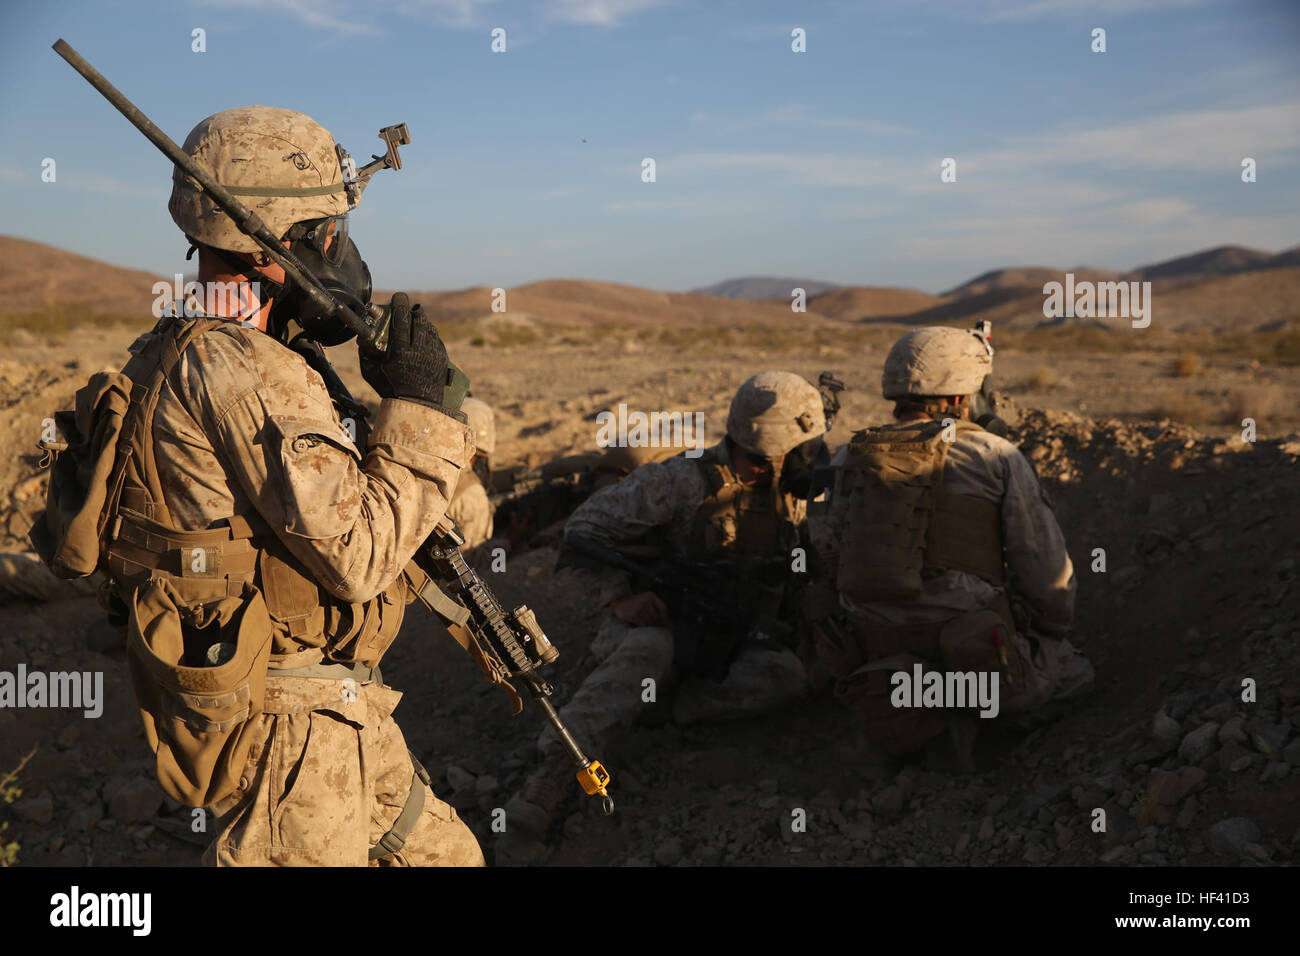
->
[545,440,810,758]
[446,472,494,551]
[817,425,1086,718]
[134,319,483,866]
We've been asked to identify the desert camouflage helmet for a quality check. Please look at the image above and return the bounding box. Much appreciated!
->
[462,397,496,457]
[168,106,351,253]
[726,372,827,459]
[882,327,992,399]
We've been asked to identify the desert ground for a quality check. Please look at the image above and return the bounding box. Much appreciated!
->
[1,250,1298,866]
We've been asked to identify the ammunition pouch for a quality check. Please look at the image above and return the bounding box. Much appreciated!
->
[126,576,273,808]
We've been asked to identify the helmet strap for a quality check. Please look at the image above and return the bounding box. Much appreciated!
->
[193,238,288,304]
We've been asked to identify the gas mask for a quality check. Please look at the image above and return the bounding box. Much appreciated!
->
[268,215,373,346]
[779,435,830,499]
[970,375,1010,438]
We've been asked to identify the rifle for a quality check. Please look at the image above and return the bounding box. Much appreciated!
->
[564,534,792,681]
[289,343,614,814]
[53,40,611,813]
[410,522,613,813]
[817,370,847,429]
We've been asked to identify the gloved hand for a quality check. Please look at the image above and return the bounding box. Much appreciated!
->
[360,293,450,408]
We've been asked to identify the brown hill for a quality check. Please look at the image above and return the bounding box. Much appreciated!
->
[1124,244,1275,283]
[888,266,1300,331]
[942,266,1121,299]
[690,277,838,299]
[397,279,834,328]
[1266,245,1300,269]
[0,235,166,316]
[804,286,946,321]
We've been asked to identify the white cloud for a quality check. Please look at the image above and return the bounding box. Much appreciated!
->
[964,0,1206,22]
[198,0,383,35]
[544,0,671,27]
[965,102,1300,175]
[200,0,667,33]
[393,0,505,29]
[890,203,1297,269]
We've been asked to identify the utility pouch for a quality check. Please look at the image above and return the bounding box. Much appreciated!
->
[29,374,132,578]
[126,577,273,807]
[938,605,1026,691]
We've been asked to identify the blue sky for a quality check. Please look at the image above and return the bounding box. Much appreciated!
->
[1,0,1297,294]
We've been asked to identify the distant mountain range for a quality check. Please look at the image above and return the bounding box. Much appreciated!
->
[2,235,1296,333]
[690,277,839,300]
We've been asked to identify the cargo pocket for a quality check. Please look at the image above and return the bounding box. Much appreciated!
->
[268,416,364,541]
[126,577,273,808]
[264,678,393,865]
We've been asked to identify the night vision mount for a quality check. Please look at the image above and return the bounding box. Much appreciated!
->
[339,123,411,205]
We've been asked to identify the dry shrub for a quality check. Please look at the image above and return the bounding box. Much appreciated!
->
[1146,388,1212,425]
[1170,353,1204,377]
[1220,385,1284,427]
[1028,366,1058,389]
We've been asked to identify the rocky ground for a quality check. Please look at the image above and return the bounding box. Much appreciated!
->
[1,325,1297,867]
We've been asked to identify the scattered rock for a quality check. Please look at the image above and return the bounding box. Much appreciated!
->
[977,816,995,841]
[872,786,906,817]
[653,839,683,866]
[1178,723,1220,764]
[15,789,54,826]
[1206,817,1260,857]
[1146,767,1205,806]
[1260,761,1290,783]
[1113,567,1142,590]
[445,765,476,793]
[104,777,162,824]
[1217,716,1247,747]
[1251,722,1290,756]
[1152,710,1182,740]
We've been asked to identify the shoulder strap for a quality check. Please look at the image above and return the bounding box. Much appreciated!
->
[104,317,225,537]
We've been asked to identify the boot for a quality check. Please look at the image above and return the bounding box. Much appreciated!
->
[494,760,572,866]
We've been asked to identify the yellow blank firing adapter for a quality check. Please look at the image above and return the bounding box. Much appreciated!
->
[578,760,614,814]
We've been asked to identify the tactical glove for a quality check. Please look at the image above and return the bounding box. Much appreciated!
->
[361,292,452,410]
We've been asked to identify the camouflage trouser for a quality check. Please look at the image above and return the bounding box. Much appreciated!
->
[820,609,1094,753]
[204,675,484,867]
[537,614,807,758]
